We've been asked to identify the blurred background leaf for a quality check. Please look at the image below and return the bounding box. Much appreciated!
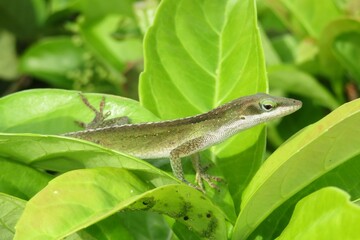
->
[0,0,154,98]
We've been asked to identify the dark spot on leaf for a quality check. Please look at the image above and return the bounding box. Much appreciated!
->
[174,200,192,218]
[183,216,189,221]
[131,197,155,210]
[206,213,211,218]
[202,216,218,238]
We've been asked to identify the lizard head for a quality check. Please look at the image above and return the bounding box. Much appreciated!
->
[241,93,302,124]
[218,93,302,130]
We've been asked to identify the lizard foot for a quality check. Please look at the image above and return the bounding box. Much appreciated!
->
[76,93,130,129]
[77,93,111,129]
[182,180,206,193]
[191,156,223,192]
[195,170,223,192]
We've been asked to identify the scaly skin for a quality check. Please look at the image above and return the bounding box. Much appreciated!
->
[65,93,302,191]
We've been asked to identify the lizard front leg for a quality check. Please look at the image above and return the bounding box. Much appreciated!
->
[170,137,221,192]
[77,93,130,129]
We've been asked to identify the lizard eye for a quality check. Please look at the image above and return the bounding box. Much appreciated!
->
[260,99,277,111]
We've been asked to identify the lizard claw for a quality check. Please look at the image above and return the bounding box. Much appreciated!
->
[184,180,206,193]
[77,94,111,129]
[195,170,223,192]
[190,154,223,192]
[76,93,130,129]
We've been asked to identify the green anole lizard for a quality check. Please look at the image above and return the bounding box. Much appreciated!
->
[65,93,302,191]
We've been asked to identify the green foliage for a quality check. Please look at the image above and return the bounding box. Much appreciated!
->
[0,194,26,239]
[140,0,267,212]
[15,173,227,239]
[0,0,360,239]
[234,97,360,239]
[263,0,360,99]
[19,38,86,89]
[0,0,145,97]
[277,187,360,239]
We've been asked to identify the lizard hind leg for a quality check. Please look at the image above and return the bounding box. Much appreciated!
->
[170,137,222,192]
[77,93,130,129]
[191,153,223,191]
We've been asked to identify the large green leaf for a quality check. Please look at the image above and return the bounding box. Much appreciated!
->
[127,184,228,239]
[139,0,267,210]
[140,0,267,117]
[233,98,360,239]
[0,193,26,240]
[14,169,227,239]
[0,158,52,199]
[14,168,149,239]
[277,187,360,239]
[0,133,176,184]
[0,89,158,134]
